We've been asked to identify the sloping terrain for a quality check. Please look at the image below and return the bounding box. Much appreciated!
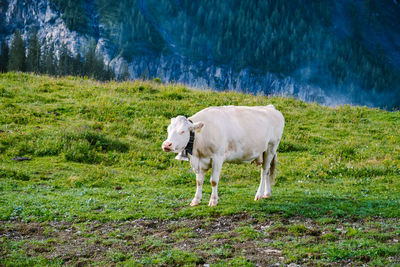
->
[0,73,400,265]
[1,0,400,108]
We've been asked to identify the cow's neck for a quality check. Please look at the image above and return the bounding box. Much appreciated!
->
[175,131,195,161]
[185,131,195,155]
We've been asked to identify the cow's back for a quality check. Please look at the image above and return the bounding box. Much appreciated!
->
[189,106,284,162]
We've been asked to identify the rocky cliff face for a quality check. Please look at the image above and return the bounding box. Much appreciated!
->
[0,0,113,62]
[0,0,397,108]
[2,0,83,56]
[120,54,345,105]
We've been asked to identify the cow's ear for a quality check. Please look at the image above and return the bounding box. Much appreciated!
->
[190,121,204,132]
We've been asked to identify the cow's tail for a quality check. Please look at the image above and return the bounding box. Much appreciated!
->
[270,153,277,184]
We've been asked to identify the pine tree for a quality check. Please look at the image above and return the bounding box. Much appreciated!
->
[41,38,56,75]
[72,53,83,76]
[118,62,130,81]
[26,28,41,73]
[94,53,106,80]
[8,30,26,71]
[58,43,72,76]
[104,64,115,81]
[82,38,115,80]
[83,39,97,77]
[0,41,9,72]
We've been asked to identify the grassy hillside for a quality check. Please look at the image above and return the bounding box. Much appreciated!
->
[0,72,399,265]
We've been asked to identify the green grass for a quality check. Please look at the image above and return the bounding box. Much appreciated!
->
[0,72,399,265]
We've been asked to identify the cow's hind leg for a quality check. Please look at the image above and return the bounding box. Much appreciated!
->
[255,145,276,201]
[254,151,267,201]
[209,157,223,207]
[191,171,205,206]
[264,153,277,198]
[263,143,279,199]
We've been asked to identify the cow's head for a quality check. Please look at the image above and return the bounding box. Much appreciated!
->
[162,116,204,153]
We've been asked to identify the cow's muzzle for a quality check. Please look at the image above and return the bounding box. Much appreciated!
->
[162,141,173,152]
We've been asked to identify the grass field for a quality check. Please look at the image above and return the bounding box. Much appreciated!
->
[1,72,400,266]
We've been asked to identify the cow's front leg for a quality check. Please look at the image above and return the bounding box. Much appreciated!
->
[255,146,277,201]
[255,150,274,201]
[190,171,204,206]
[209,157,223,206]
[255,166,266,201]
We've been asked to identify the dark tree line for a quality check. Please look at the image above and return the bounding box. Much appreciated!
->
[0,29,115,81]
[94,0,399,102]
[0,38,10,73]
[47,0,400,94]
[6,0,399,107]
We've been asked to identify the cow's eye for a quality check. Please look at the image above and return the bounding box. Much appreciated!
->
[179,130,185,135]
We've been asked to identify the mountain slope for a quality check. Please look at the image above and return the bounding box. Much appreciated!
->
[1,0,400,108]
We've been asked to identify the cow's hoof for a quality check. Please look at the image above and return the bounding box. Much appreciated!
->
[254,195,262,201]
[263,194,271,199]
[190,199,201,206]
[208,199,218,207]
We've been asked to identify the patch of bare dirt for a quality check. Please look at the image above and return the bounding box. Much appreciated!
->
[1,214,399,266]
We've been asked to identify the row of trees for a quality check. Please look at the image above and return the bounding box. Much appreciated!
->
[90,0,400,94]
[0,29,116,81]
[5,0,399,107]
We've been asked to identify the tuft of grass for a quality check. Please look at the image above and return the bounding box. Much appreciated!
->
[287,224,308,236]
[108,250,128,263]
[133,249,201,266]
[172,227,196,240]
[234,226,261,241]
[141,236,169,252]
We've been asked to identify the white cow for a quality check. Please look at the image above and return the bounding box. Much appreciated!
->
[162,105,284,206]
